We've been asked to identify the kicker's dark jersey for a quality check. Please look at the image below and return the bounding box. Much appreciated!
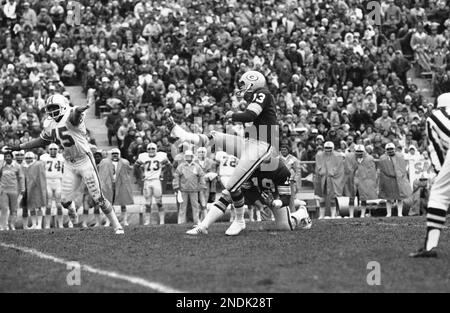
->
[245,87,278,145]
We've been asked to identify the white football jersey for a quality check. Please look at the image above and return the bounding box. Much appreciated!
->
[215,151,239,178]
[40,108,91,162]
[39,153,64,179]
[137,152,168,180]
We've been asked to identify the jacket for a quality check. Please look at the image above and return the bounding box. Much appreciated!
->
[173,161,206,192]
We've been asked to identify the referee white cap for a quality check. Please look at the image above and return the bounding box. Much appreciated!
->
[437,93,450,108]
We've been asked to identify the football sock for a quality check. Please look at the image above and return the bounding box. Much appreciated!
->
[171,125,210,146]
[159,211,165,225]
[425,207,447,251]
[106,211,121,229]
[231,192,245,223]
[199,205,224,229]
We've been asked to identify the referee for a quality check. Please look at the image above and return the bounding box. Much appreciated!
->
[411,93,450,258]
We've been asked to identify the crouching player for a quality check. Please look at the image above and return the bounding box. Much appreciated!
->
[186,156,311,235]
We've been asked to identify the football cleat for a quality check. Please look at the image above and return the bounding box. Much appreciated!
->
[225,220,246,236]
[409,248,437,258]
[114,227,125,235]
[163,109,176,131]
[186,225,208,235]
[299,217,312,230]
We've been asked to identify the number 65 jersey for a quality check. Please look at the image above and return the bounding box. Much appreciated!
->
[40,108,91,162]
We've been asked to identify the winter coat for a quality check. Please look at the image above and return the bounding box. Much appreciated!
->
[98,158,134,206]
[378,153,412,200]
[23,161,47,209]
[345,153,378,201]
[314,151,345,199]
[173,161,205,192]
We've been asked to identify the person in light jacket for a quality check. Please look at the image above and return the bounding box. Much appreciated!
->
[378,143,412,217]
[173,150,206,224]
[0,151,25,230]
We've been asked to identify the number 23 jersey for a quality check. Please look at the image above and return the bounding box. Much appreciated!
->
[40,108,91,162]
[137,152,168,180]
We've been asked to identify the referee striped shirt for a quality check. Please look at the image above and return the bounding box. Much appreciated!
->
[427,106,450,173]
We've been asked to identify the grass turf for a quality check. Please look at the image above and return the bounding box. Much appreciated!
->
[0,216,449,293]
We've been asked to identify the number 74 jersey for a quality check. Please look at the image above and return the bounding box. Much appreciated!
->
[137,152,168,181]
[39,153,65,179]
[40,108,91,162]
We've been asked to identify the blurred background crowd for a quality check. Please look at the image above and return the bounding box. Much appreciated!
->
[1,0,449,223]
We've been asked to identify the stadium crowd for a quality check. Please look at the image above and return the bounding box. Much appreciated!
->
[1,0,449,229]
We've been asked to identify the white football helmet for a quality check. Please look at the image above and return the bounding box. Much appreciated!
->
[147,143,157,157]
[45,94,69,120]
[236,70,266,100]
[49,143,59,157]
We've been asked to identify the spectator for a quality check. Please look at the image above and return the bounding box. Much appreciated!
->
[172,150,205,224]
[0,151,25,231]
[377,143,413,217]
[22,151,48,229]
[98,148,134,227]
[314,141,345,219]
[345,145,378,218]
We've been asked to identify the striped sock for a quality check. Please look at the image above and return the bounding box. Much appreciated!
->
[231,192,245,223]
[425,207,447,251]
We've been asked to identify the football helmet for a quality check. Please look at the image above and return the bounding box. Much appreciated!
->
[147,143,157,157]
[45,94,69,120]
[49,143,59,157]
[385,143,396,156]
[236,70,266,101]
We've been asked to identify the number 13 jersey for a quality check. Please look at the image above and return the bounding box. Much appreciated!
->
[137,152,168,180]
[40,108,91,162]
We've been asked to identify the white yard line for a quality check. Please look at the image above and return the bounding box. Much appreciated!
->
[0,242,184,293]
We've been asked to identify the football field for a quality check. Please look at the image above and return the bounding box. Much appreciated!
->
[0,217,449,293]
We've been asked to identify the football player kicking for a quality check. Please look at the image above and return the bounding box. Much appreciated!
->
[165,70,280,236]
[135,143,170,225]
[186,156,311,235]
[4,94,124,234]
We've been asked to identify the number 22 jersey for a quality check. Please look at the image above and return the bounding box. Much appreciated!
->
[40,108,91,162]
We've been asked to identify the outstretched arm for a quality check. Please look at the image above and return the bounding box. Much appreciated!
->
[16,137,51,151]
[69,105,90,126]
